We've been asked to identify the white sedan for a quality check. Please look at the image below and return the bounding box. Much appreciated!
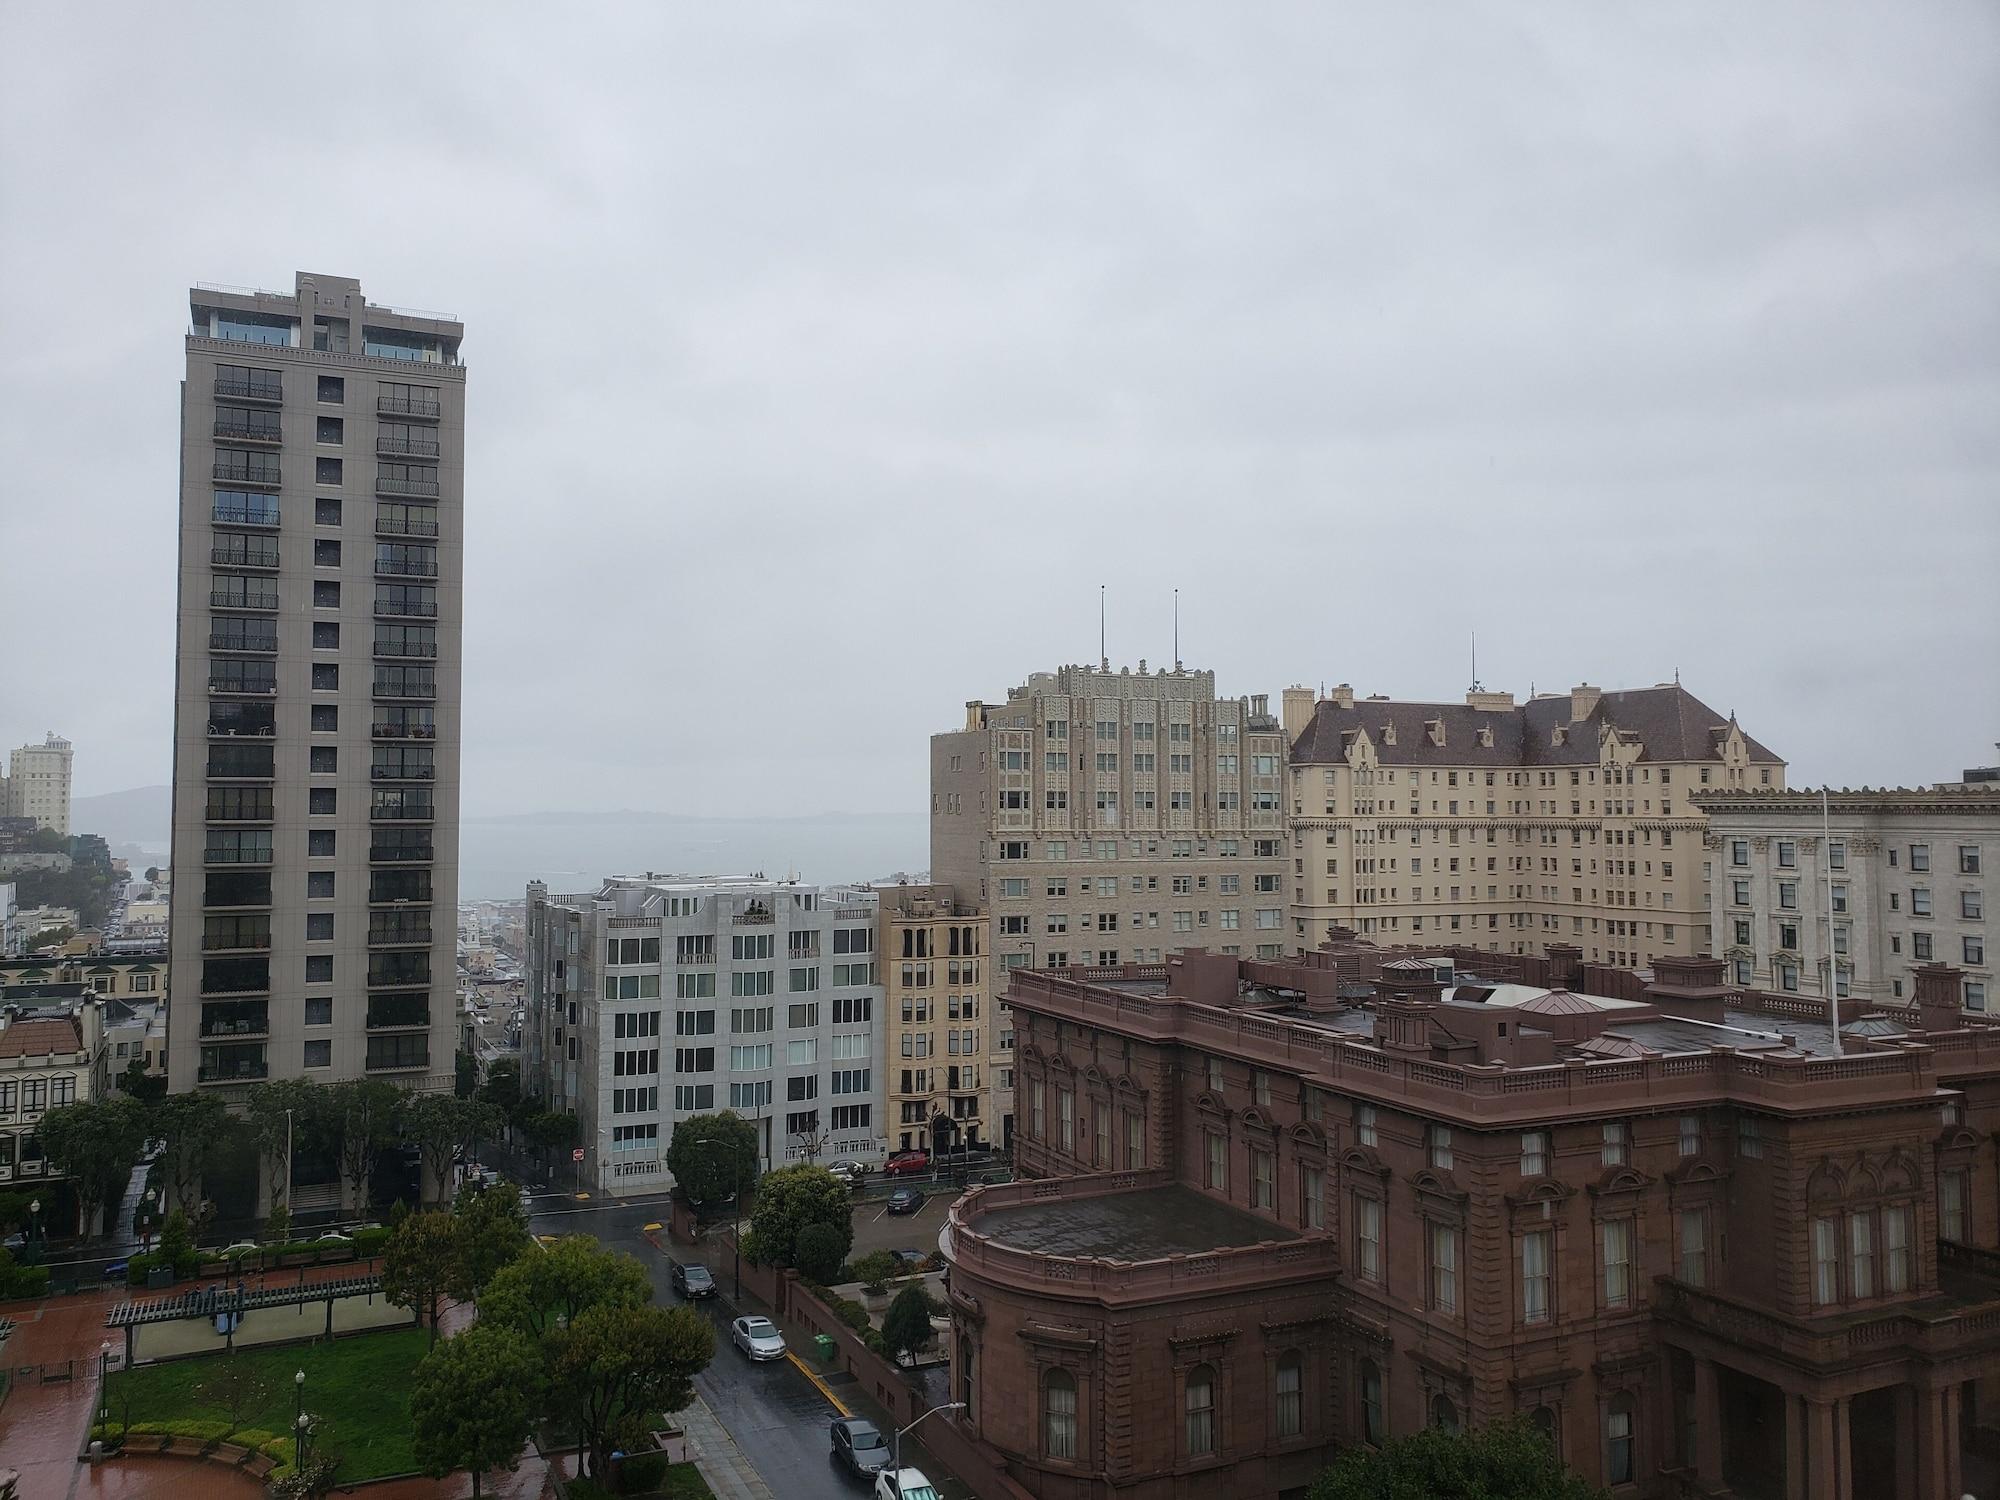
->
[731,1315,787,1361]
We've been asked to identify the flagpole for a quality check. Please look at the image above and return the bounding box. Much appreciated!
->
[1823,788,1842,1055]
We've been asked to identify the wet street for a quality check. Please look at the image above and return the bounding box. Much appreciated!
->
[525,1189,972,1500]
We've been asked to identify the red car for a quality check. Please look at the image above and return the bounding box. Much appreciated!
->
[883,1149,931,1178]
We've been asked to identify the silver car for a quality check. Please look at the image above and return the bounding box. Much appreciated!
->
[731,1315,787,1361]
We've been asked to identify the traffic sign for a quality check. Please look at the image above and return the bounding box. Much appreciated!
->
[572,1148,585,1162]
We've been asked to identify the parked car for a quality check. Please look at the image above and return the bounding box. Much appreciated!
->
[888,1247,928,1271]
[875,1468,940,1500]
[672,1261,716,1299]
[830,1416,893,1478]
[883,1149,931,1178]
[885,1187,923,1216]
[731,1315,787,1361]
[826,1158,868,1188]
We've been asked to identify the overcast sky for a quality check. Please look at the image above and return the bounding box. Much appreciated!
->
[2,3,1995,817]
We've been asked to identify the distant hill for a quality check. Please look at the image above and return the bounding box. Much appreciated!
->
[73,784,171,847]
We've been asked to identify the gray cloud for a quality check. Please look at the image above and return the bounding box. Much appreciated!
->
[2,1,1995,819]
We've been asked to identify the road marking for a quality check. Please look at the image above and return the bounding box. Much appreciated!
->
[787,1350,851,1417]
[641,1221,663,1232]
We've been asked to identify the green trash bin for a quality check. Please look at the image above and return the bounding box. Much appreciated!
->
[815,1334,836,1365]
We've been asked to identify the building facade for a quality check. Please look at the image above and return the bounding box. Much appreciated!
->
[165,274,464,1097]
[5,733,74,836]
[1282,683,1785,969]
[875,881,990,1154]
[525,877,885,1194]
[932,663,1290,1146]
[945,944,2000,1500]
[0,1002,110,1213]
[1694,785,1996,1011]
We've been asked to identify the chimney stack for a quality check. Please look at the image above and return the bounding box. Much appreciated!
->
[1281,686,1315,742]
[1571,684,1602,723]
[1912,963,1965,1030]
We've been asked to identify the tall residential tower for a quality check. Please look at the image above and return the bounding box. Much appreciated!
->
[166,274,464,1102]
[5,733,74,835]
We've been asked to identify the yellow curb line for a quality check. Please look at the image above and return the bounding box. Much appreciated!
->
[787,1349,851,1417]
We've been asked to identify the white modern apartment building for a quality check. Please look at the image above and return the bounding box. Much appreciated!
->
[525,876,884,1194]
[1693,783,1997,1010]
[6,734,74,836]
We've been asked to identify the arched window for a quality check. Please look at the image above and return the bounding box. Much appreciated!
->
[1430,1393,1460,1434]
[1359,1359,1384,1445]
[1275,1351,1303,1439]
[1531,1405,1558,1447]
[957,1335,975,1423]
[1185,1364,1217,1456]
[1605,1397,1635,1485]
[1043,1368,1076,1459]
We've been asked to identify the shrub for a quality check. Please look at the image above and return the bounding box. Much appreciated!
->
[830,1295,871,1332]
[850,1251,900,1294]
[352,1225,391,1256]
[616,1452,669,1493]
[0,1249,49,1301]
[794,1222,846,1284]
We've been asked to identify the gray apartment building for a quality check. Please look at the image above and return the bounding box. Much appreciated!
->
[931,662,1289,1146]
[166,274,464,1112]
[524,877,885,1195]
[1694,783,1997,1011]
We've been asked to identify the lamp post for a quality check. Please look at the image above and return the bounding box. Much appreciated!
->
[294,1412,312,1471]
[283,1107,295,1220]
[24,1198,43,1267]
[294,1369,305,1426]
[893,1400,966,1478]
[98,1341,113,1427]
[140,1188,157,1252]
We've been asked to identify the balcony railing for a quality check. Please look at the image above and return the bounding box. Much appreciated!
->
[198,1060,271,1084]
[366,1007,432,1030]
[199,1013,270,1039]
[216,376,282,404]
[213,504,281,529]
[375,514,439,538]
[372,677,436,700]
[373,599,438,619]
[213,460,282,489]
[211,589,279,612]
[377,435,440,458]
[373,639,438,659]
[211,543,281,570]
[368,924,434,947]
[371,721,437,739]
[375,475,440,498]
[370,844,435,863]
[209,634,277,655]
[377,396,441,420]
[207,720,276,737]
[204,845,273,866]
[214,420,282,444]
[374,558,439,578]
[208,678,278,697]
[371,803,434,822]
[202,931,271,951]
[370,764,436,782]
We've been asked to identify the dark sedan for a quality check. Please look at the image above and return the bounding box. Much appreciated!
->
[830,1415,893,1478]
[671,1261,716,1299]
[885,1187,923,1215]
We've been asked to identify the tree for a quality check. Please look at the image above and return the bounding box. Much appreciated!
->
[519,1109,579,1172]
[398,1093,501,1206]
[150,1092,229,1215]
[410,1324,541,1500]
[664,1112,759,1207]
[447,1182,529,1303]
[794,1222,846,1284]
[480,1235,648,1341]
[475,1059,522,1128]
[195,1355,271,1439]
[381,1210,460,1346]
[245,1077,323,1212]
[37,1095,145,1238]
[850,1251,901,1295]
[881,1284,939,1366]
[144,866,160,883]
[454,1050,478,1099]
[746,1163,852,1273]
[1307,1418,1609,1500]
[329,1078,401,1210]
[115,1059,165,1104]
[549,1302,714,1481]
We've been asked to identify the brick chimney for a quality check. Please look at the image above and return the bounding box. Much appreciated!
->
[1911,963,1965,1031]
[1543,943,1584,991]
[1571,684,1602,723]
[1329,683,1354,709]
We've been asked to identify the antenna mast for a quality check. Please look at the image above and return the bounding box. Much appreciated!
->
[1173,588,1180,670]
[1099,585,1106,669]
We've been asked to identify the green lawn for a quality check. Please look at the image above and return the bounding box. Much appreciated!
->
[105,1327,427,1480]
[659,1463,716,1499]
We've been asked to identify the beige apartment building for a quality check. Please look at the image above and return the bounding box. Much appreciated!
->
[6,734,74,836]
[166,274,464,1100]
[875,881,989,1154]
[1281,682,1785,968]
[931,662,1289,1147]
[1693,783,1996,1010]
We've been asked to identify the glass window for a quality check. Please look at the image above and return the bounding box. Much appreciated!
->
[1679,1209,1707,1287]
[1429,1222,1459,1313]
[1520,1130,1549,1175]
[1275,1352,1303,1439]
[1606,1403,1635,1486]
[1602,1219,1633,1307]
[1430,1395,1460,1434]
[1521,1229,1551,1323]
[1184,1365,1216,1456]
[1355,1195,1382,1282]
[1043,1369,1076,1459]
[1883,1206,1911,1294]
[1359,1359,1384,1445]
[1849,1213,1875,1297]
[1812,1217,1839,1305]
[1941,1172,1968,1242]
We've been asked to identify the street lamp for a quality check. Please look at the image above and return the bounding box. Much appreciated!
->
[140,1188,158,1252]
[294,1369,305,1426]
[894,1400,966,1477]
[98,1341,113,1426]
[24,1198,43,1267]
[294,1412,312,1470]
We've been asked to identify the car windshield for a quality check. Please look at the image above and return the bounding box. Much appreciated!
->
[684,1266,711,1282]
[900,1486,939,1500]
[743,1319,776,1336]
[850,1426,886,1450]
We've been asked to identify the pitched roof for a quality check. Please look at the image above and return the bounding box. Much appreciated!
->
[1289,684,1782,768]
[0,1016,85,1058]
